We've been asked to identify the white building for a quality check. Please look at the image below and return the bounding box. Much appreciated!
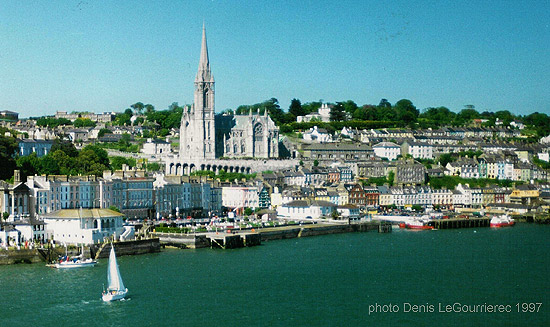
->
[276,200,336,220]
[222,185,260,209]
[141,138,171,156]
[42,208,125,245]
[401,141,434,160]
[372,142,401,161]
[303,126,332,143]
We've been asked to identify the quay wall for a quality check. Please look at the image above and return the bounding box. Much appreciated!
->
[92,238,161,259]
[151,233,210,249]
[0,249,43,265]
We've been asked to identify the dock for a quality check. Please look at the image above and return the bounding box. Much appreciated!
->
[432,217,490,229]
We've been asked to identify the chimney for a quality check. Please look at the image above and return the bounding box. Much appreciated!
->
[14,170,21,183]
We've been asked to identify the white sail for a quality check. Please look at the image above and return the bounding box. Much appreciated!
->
[106,245,125,291]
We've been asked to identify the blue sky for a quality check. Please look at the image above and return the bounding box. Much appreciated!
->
[1,0,549,118]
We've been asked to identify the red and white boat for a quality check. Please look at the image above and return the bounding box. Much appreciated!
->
[399,218,434,230]
[490,215,515,228]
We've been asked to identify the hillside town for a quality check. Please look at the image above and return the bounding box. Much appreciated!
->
[1,26,550,249]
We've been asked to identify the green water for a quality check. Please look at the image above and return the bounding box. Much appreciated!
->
[1,224,549,326]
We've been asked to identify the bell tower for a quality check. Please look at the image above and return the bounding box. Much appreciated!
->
[179,24,216,161]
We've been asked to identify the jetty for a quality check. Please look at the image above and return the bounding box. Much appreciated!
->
[152,221,384,249]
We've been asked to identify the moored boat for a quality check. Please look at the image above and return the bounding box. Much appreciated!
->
[399,219,435,230]
[490,215,515,228]
[54,256,97,268]
[53,245,97,268]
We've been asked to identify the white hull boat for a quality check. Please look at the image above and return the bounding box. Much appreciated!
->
[102,244,128,302]
[55,258,97,268]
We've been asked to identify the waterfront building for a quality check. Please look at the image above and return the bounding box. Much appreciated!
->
[431,188,453,208]
[0,171,31,220]
[510,184,540,205]
[222,184,260,210]
[336,204,360,218]
[348,184,366,207]
[27,175,113,214]
[377,186,392,207]
[277,199,336,220]
[42,208,125,245]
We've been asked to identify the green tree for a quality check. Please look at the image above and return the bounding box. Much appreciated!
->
[313,159,319,167]
[394,99,419,125]
[97,128,112,138]
[0,134,18,180]
[387,171,395,186]
[77,145,110,176]
[289,98,304,117]
[330,102,347,121]
[341,100,358,115]
[73,118,96,128]
[438,153,454,167]
[50,139,78,157]
[40,154,60,175]
[131,102,145,115]
[16,153,40,179]
[302,101,322,115]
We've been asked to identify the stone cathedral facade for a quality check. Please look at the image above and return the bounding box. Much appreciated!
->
[179,26,279,163]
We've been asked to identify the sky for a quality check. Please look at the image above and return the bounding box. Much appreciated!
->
[1,0,549,118]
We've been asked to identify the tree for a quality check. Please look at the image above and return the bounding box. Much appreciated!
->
[387,171,395,186]
[131,102,145,115]
[330,102,347,122]
[438,153,454,167]
[0,134,18,180]
[289,98,304,117]
[394,99,419,125]
[97,128,112,138]
[16,153,40,180]
[144,104,155,114]
[73,118,96,128]
[313,159,319,167]
[341,100,358,115]
[50,139,78,157]
[302,101,322,115]
[77,145,110,176]
[378,98,392,108]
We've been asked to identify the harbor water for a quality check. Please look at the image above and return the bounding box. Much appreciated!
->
[1,223,549,326]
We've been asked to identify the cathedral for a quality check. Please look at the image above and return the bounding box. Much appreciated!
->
[179,25,279,162]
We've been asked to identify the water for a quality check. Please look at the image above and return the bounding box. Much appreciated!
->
[1,224,549,326]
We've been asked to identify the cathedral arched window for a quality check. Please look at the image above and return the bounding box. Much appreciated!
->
[241,143,245,153]
[233,144,237,153]
[203,87,209,108]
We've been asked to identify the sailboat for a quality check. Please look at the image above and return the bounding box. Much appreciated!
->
[54,245,97,269]
[102,244,128,302]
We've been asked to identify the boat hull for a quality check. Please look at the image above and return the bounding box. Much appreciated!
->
[490,221,515,228]
[399,223,434,230]
[102,289,128,302]
[54,260,97,269]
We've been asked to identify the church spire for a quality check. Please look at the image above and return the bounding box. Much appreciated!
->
[196,23,213,82]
